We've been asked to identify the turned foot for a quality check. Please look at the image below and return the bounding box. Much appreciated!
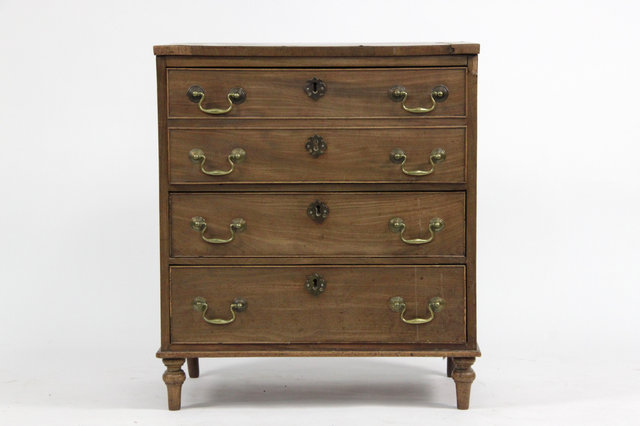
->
[451,357,476,409]
[162,358,186,410]
[187,358,200,378]
[446,357,454,377]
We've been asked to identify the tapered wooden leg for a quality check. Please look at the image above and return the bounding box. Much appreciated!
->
[446,357,454,377]
[187,358,200,378]
[451,357,476,410]
[162,358,186,410]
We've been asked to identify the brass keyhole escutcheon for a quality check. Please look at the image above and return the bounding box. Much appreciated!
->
[304,77,326,100]
[305,134,327,157]
[307,200,329,223]
[305,273,326,295]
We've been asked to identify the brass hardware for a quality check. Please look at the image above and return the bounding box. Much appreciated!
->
[190,216,246,244]
[186,85,246,115]
[304,77,326,100]
[388,84,449,114]
[389,147,446,176]
[388,217,445,245]
[305,273,326,295]
[188,148,246,176]
[388,296,445,324]
[192,296,247,325]
[305,135,327,157]
[307,200,330,223]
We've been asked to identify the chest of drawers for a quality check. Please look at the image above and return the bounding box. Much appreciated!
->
[154,43,480,410]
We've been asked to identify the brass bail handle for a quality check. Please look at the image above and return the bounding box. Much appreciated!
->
[192,297,248,325]
[187,85,246,115]
[388,296,445,324]
[189,148,246,176]
[388,84,449,114]
[388,217,445,245]
[390,147,446,176]
[190,216,246,244]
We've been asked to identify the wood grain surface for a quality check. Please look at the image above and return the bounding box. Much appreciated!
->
[154,43,480,57]
[170,265,466,344]
[167,68,466,119]
[164,55,469,68]
[170,192,466,258]
[157,346,481,358]
[168,127,466,184]
[156,45,481,410]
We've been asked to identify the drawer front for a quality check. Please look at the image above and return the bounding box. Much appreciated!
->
[168,68,466,119]
[170,192,465,258]
[170,265,466,344]
[169,127,466,184]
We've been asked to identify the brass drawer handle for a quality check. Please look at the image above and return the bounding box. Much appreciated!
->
[388,85,448,114]
[192,297,247,325]
[389,217,445,245]
[190,216,246,244]
[188,148,246,176]
[390,148,446,176]
[186,85,246,115]
[388,296,445,324]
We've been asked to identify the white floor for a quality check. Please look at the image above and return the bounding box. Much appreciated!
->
[2,338,638,425]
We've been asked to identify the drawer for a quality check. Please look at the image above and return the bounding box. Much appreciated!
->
[169,127,466,184]
[170,192,465,258]
[170,265,466,344]
[167,68,466,119]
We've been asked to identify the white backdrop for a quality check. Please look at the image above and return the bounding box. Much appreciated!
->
[1,0,639,424]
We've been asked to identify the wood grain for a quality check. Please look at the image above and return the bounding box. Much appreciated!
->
[452,357,476,409]
[170,265,466,344]
[168,182,468,193]
[167,68,466,119]
[170,192,466,258]
[465,55,478,346]
[186,358,199,378]
[162,358,185,410]
[164,55,469,68]
[154,43,480,57]
[167,256,465,266]
[155,44,480,410]
[156,56,171,349]
[157,346,481,358]
[169,127,466,184]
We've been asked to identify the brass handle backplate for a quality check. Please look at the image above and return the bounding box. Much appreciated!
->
[388,85,449,114]
[389,217,445,245]
[390,147,446,176]
[187,85,246,115]
[190,216,246,244]
[189,147,246,176]
[192,296,247,325]
[388,296,445,324]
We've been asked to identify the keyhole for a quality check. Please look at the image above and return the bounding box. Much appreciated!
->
[312,278,319,290]
[315,204,322,216]
[312,81,318,94]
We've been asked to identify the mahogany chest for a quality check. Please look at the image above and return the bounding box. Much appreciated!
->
[154,43,480,409]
